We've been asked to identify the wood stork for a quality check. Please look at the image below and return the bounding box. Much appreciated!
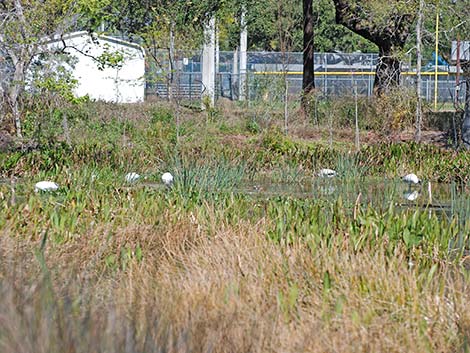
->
[34,181,59,192]
[318,168,337,178]
[125,172,140,183]
[402,173,420,185]
[161,172,173,186]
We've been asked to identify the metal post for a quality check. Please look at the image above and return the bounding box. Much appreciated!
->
[426,77,430,102]
[189,72,192,100]
[456,36,461,105]
[324,53,327,95]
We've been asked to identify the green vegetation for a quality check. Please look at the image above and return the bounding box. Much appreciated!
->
[2,100,470,182]
[1,102,470,352]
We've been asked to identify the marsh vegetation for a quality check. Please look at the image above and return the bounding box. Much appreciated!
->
[1,101,470,352]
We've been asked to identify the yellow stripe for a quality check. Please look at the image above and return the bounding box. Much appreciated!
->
[253,71,450,76]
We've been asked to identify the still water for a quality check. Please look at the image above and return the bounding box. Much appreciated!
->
[2,176,468,219]
[235,177,466,217]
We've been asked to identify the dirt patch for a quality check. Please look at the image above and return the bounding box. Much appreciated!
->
[387,130,448,147]
[289,124,449,148]
[219,134,249,149]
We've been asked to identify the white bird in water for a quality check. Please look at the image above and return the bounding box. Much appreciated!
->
[161,172,173,186]
[318,168,337,178]
[125,172,140,183]
[402,173,421,185]
[403,190,420,201]
[34,181,59,192]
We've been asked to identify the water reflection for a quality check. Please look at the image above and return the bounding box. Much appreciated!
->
[403,190,420,202]
[236,177,456,213]
[320,185,336,196]
[0,175,463,217]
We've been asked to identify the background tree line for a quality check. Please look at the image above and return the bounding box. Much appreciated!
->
[0,0,469,138]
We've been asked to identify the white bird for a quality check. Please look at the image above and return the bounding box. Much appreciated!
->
[161,172,173,186]
[125,172,140,183]
[34,181,59,192]
[318,168,337,178]
[403,190,420,201]
[402,173,421,185]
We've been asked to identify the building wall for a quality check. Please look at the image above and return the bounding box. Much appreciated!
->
[51,32,145,103]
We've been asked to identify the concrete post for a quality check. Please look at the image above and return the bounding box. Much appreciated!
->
[202,17,216,108]
[232,46,239,99]
[239,10,247,101]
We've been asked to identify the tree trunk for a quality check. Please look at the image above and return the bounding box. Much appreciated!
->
[374,49,401,95]
[168,22,175,102]
[11,97,22,138]
[8,58,25,138]
[332,0,415,95]
[302,0,315,100]
[415,0,424,142]
[462,69,470,149]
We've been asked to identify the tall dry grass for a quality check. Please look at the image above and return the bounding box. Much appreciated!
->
[1,207,469,353]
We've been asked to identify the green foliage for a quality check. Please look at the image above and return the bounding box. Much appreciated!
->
[246,118,261,134]
[96,47,125,70]
[77,0,113,29]
[358,142,470,184]
[259,128,340,169]
[99,0,219,50]
[264,196,457,262]
[313,0,377,52]
[243,0,377,52]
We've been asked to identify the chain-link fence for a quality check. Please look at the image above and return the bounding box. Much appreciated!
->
[145,50,465,104]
